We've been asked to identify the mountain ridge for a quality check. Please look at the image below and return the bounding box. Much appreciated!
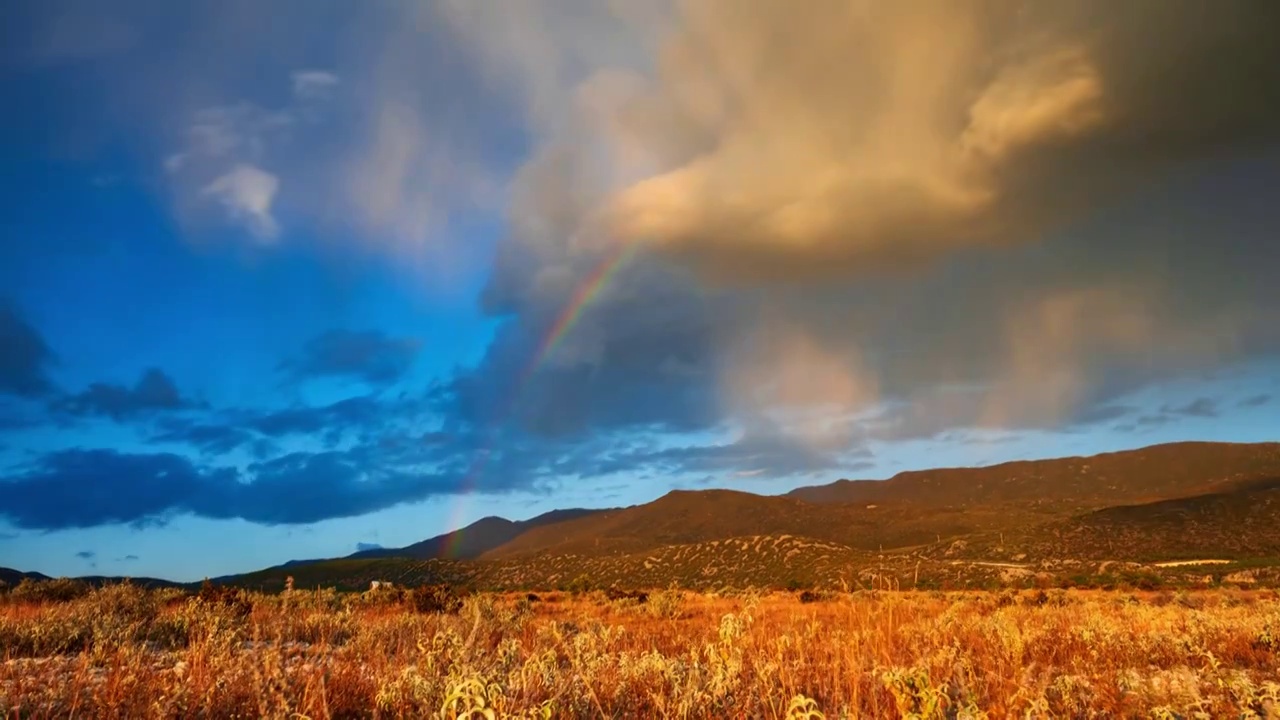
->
[7,440,1280,588]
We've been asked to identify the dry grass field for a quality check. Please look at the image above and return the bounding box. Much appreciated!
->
[3,580,1280,718]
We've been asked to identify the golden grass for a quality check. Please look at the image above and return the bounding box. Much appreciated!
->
[3,582,1280,718]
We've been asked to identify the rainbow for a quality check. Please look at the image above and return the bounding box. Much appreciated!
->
[441,240,641,557]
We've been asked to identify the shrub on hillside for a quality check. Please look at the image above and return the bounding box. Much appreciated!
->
[9,577,93,604]
[565,575,594,594]
[604,587,649,604]
[408,584,464,614]
[196,579,254,618]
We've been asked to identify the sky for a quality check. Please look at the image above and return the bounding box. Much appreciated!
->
[2,0,1279,582]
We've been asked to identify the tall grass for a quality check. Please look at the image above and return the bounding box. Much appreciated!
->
[2,582,1279,718]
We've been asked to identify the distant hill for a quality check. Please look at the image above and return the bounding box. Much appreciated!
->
[346,507,608,560]
[10,440,1280,592]
[0,567,181,589]
[0,567,49,586]
[785,441,1280,510]
[948,475,1280,563]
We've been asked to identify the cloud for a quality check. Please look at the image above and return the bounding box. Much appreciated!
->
[1072,405,1136,425]
[0,451,226,530]
[281,329,422,386]
[162,93,309,243]
[1,412,844,529]
[144,11,506,285]
[165,103,294,175]
[622,431,855,479]
[1163,397,1219,418]
[121,555,139,562]
[57,368,200,421]
[1240,395,1272,408]
[292,70,340,101]
[150,421,258,455]
[75,550,95,560]
[485,0,1280,284]
[0,302,57,397]
[245,395,387,440]
[355,542,382,552]
[201,164,281,241]
[422,0,1280,454]
[11,0,1280,504]
[0,447,470,530]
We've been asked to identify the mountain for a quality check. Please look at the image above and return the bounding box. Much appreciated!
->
[0,567,49,586]
[10,441,1280,592]
[0,567,181,589]
[345,507,608,560]
[948,474,1280,563]
[785,441,1280,510]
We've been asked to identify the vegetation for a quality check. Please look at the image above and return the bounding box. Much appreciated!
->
[105,441,1280,596]
[5,580,1280,717]
[8,442,1280,715]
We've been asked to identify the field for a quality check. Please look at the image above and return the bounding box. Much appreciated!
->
[4,580,1280,718]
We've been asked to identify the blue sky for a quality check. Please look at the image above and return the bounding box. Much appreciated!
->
[2,0,1279,582]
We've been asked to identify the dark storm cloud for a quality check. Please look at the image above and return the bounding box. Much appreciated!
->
[1163,397,1219,418]
[149,392,414,456]
[279,329,422,386]
[0,407,844,529]
[0,446,466,530]
[432,259,733,440]
[0,450,235,529]
[151,421,258,455]
[247,396,386,438]
[56,368,201,421]
[432,0,1280,456]
[0,302,57,398]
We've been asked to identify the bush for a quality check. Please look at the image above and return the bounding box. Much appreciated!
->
[408,584,464,614]
[196,579,254,618]
[604,588,649,604]
[647,585,684,620]
[566,575,594,595]
[10,577,94,604]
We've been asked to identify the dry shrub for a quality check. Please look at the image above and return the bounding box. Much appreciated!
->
[3,586,1280,717]
[408,583,464,614]
[8,577,93,604]
[604,588,649,604]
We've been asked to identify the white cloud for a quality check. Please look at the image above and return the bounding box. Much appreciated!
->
[201,165,281,242]
[292,71,340,101]
[163,99,302,243]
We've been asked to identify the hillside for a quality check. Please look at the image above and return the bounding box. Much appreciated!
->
[786,441,1280,510]
[345,508,607,561]
[0,567,181,589]
[10,441,1280,592]
[946,475,1280,563]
